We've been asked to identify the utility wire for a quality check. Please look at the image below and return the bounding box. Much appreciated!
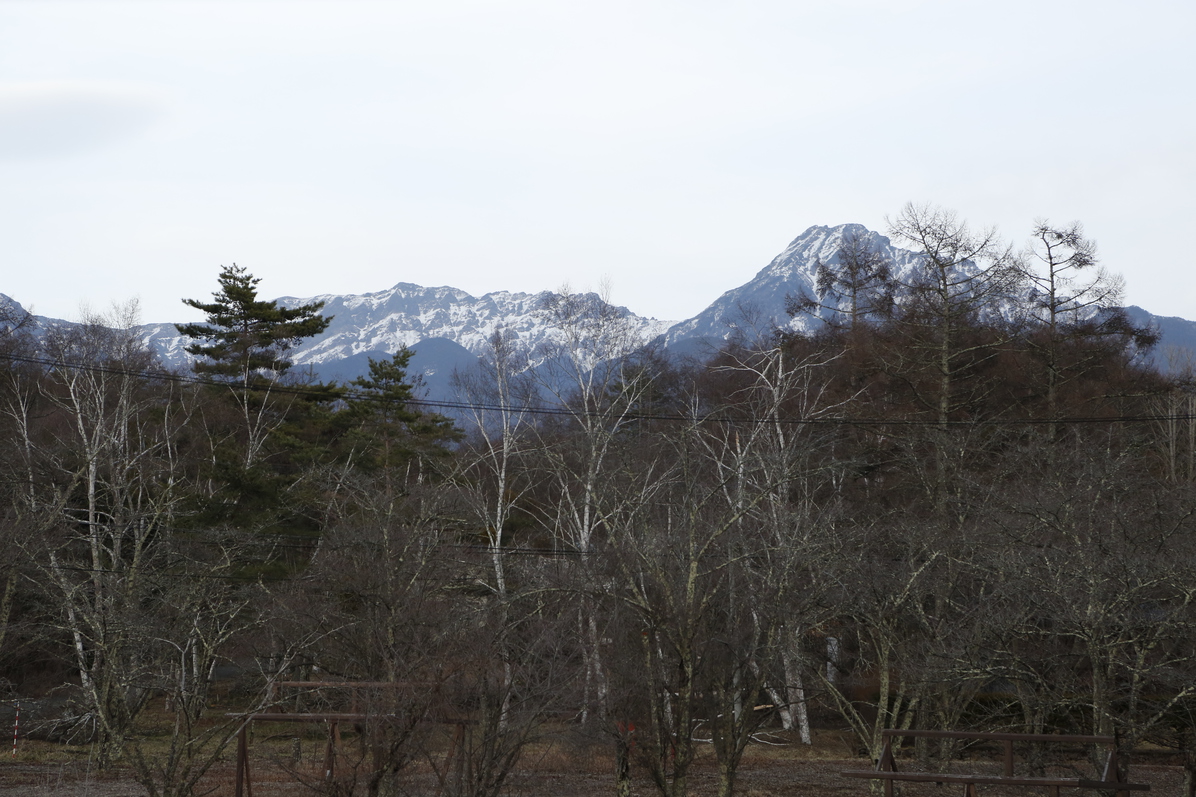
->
[0,350,1190,427]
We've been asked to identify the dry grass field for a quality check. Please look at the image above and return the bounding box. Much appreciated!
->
[0,725,1185,797]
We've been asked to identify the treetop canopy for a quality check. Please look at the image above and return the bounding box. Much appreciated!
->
[177,263,331,385]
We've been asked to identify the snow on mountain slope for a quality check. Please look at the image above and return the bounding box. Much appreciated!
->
[139,283,674,380]
[12,223,1193,393]
[144,224,906,376]
[285,284,672,371]
[657,223,924,353]
[16,224,946,382]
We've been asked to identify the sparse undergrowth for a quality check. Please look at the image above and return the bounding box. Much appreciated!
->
[0,725,1185,797]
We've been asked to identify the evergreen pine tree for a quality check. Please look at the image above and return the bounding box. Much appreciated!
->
[344,348,458,473]
[177,265,337,528]
[177,264,331,386]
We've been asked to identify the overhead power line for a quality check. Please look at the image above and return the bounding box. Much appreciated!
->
[0,350,1190,428]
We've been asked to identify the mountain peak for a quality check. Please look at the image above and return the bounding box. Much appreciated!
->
[768,223,894,274]
[20,220,1193,397]
[657,222,921,351]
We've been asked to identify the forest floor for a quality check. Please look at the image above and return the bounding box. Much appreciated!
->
[0,727,1184,796]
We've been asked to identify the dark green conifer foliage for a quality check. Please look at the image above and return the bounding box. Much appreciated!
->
[344,348,459,473]
[177,264,331,386]
[176,264,337,533]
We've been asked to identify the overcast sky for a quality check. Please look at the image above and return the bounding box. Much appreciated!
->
[2,0,1193,325]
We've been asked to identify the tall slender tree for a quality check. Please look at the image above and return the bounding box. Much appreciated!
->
[177,264,330,388]
[787,229,896,335]
[1020,221,1156,429]
[342,348,458,475]
[178,264,336,520]
[887,203,1024,427]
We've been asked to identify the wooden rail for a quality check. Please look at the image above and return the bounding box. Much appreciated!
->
[841,729,1150,796]
[231,680,471,797]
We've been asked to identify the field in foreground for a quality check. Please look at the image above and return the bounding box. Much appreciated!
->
[0,729,1186,797]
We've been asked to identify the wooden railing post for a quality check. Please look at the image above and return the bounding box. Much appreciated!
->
[324,720,338,782]
[235,724,253,797]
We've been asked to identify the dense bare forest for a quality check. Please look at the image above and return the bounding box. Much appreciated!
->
[4,207,1196,797]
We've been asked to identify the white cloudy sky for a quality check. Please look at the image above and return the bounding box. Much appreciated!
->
[1,0,1193,325]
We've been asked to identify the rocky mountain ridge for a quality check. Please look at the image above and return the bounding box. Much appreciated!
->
[7,223,1196,400]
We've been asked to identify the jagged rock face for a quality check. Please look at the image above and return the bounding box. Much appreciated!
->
[277,284,671,368]
[136,282,675,380]
[655,223,927,354]
[136,224,911,374]
[12,223,1194,392]
[13,223,935,380]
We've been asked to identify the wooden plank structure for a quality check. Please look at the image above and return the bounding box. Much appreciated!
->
[232,681,469,797]
[841,729,1150,796]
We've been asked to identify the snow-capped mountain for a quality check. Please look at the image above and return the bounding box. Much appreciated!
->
[8,223,1196,400]
[278,284,671,369]
[656,223,926,357]
[134,283,674,397]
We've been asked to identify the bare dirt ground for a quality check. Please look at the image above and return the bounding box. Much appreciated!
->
[0,733,1184,796]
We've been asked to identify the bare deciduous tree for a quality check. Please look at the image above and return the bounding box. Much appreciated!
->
[33,303,194,765]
